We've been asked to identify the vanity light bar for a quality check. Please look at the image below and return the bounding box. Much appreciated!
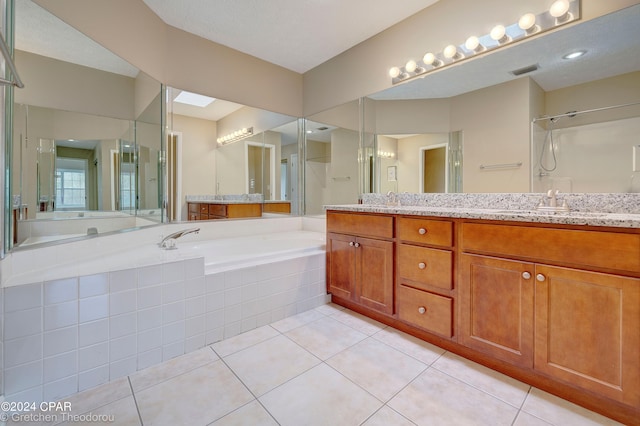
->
[217,127,254,146]
[389,0,579,85]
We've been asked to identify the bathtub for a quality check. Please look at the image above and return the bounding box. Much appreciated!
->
[2,217,329,404]
[180,230,326,273]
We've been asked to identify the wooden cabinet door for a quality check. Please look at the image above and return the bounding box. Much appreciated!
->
[326,233,357,301]
[459,254,535,368]
[356,236,394,315]
[534,265,640,405]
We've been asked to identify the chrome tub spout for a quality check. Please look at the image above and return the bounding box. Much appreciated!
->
[159,227,200,249]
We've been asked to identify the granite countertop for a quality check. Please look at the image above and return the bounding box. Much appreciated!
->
[186,194,263,204]
[325,204,640,228]
[324,193,640,229]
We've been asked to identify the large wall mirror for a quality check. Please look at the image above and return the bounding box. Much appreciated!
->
[362,4,640,194]
[10,0,163,249]
[166,87,300,219]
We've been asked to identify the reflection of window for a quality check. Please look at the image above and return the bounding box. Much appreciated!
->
[56,170,86,208]
[120,162,136,209]
[55,158,87,209]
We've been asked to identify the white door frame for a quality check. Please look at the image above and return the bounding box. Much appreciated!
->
[245,141,276,198]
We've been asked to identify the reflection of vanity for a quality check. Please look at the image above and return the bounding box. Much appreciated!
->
[263,201,291,214]
[186,195,264,220]
[325,193,640,425]
[187,201,262,220]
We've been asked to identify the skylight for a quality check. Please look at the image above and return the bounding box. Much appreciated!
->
[174,91,216,107]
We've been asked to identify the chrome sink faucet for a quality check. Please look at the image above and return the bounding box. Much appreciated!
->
[159,227,200,249]
[536,189,569,212]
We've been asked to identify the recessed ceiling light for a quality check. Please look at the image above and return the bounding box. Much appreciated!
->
[174,91,216,107]
[563,50,586,60]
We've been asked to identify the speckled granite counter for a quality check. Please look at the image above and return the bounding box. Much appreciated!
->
[325,193,640,229]
[186,194,263,204]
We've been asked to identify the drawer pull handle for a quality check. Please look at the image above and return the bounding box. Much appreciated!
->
[418,262,426,269]
[349,241,354,247]
[354,242,360,248]
[418,228,427,235]
[418,306,427,314]
[536,273,546,282]
[522,272,531,280]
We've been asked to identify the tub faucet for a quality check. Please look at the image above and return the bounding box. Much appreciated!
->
[159,227,200,249]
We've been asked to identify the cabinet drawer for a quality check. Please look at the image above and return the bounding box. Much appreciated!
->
[327,212,393,239]
[461,223,640,273]
[199,204,209,214]
[208,204,227,217]
[397,285,453,338]
[188,203,199,213]
[397,244,453,290]
[397,217,453,247]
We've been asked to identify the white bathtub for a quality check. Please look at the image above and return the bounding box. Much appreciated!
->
[179,230,326,273]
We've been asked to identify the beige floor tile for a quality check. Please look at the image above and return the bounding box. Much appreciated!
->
[432,352,530,407]
[520,388,624,426]
[284,316,367,360]
[224,334,321,396]
[210,400,278,426]
[259,363,382,426]
[513,411,554,426]
[388,368,519,426]
[57,377,131,420]
[313,302,345,316]
[57,396,140,425]
[136,360,254,425]
[270,309,326,333]
[331,309,387,335]
[130,347,218,392]
[211,325,280,358]
[362,406,417,426]
[372,327,446,365]
[327,337,426,402]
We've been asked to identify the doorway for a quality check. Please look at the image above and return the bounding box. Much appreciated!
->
[419,143,448,193]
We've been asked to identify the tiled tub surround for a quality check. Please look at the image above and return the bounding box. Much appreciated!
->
[0,216,327,405]
[344,193,640,228]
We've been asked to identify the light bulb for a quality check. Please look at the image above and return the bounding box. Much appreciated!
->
[423,52,440,66]
[405,60,417,73]
[464,36,484,53]
[389,67,401,78]
[490,25,509,43]
[549,0,570,18]
[443,45,459,59]
[518,13,537,32]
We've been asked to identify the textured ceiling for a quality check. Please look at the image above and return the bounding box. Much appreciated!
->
[141,0,440,73]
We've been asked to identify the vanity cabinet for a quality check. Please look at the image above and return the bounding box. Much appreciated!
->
[187,202,262,220]
[459,222,640,406]
[396,217,455,338]
[326,212,394,315]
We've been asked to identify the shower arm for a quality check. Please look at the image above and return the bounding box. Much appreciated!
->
[533,101,640,123]
[0,32,24,88]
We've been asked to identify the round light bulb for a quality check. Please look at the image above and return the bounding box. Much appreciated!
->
[518,13,536,31]
[549,0,570,18]
[465,36,480,51]
[490,25,506,41]
[389,67,401,78]
[423,52,436,65]
[405,60,417,73]
[443,45,458,59]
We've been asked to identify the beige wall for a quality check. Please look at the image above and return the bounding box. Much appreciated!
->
[171,114,217,219]
[34,0,303,118]
[397,134,450,193]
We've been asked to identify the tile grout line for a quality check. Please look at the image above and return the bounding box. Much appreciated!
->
[127,376,144,425]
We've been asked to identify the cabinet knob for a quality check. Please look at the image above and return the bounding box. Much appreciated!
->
[418,228,427,235]
[418,262,426,269]
[522,272,531,280]
[418,306,427,314]
[349,241,354,247]
[536,273,546,282]
[354,242,360,248]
